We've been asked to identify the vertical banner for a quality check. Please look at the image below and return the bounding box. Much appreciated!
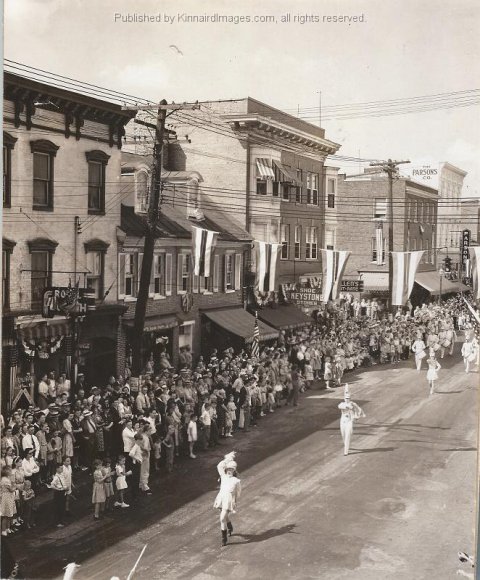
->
[391,251,424,305]
[468,246,480,301]
[375,222,384,265]
[254,241,281,293]
[320,249,351,303]
[461,229,471,266]
[192,226,219,277]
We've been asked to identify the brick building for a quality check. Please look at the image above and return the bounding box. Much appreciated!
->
[335,172,445,300]
[119,152,274,372]
[166,98,340,286]
[2,72,134,411]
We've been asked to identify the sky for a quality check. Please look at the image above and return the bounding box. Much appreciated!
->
[5,0,480,195]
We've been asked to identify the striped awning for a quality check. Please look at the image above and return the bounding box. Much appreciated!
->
[17,317,70,340]
[256,158,275,180]
[272,161,302,185]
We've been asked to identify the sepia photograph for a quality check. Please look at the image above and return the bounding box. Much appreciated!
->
[1,0,480,578]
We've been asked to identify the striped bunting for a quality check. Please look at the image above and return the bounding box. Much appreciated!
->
[192,226,219,277]
[375,222,384,265]
[468,246,480,301]
[320,249,351,303]
[254,241,282,293]
[391,251,424,306]
[251,311,260,359]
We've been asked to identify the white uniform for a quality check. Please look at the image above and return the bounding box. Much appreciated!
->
[338,402,354,455]
[213,460,241,512]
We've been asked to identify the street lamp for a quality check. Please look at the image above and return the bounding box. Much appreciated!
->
[438,268,445,304]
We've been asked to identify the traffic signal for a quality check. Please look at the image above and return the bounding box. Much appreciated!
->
[444,256,452,272]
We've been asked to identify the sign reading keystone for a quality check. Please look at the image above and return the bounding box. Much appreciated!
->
[341,280,364,292]
[283,284,323,307]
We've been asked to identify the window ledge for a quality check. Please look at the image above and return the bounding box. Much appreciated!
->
[225,289,236,294]
[124,296,137,302]
[88,209,106,216]
[150,294,166,300]
[177,290,187,295]
[202,291,213,295]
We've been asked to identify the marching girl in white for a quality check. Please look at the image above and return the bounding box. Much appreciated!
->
[426,351,441,395]
[338,385,366,456]
[412,334,427,371]
[214,451,241,547]
[461,333,478,374]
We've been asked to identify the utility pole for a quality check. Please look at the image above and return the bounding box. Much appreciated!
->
[369,159,410,312]
[122,101,199,376]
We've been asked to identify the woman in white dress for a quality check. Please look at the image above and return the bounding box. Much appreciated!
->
[461,336,478,374]
[412,335,427,371]
[213,451,241,546]
[338,385,365,456]
[426,352,441,395]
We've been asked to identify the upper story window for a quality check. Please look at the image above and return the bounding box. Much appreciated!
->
[3,132,17,208]
[374,198,387,220]
[136,170,150,213]
[326,177,335,208]
[27,238,58,311]
[86,150,110,214]
[224,253,234,291]
[30,140,59,211]
[84,239,109,300]
[150,253,165,297]
[177,253,191,294]
[305,226,318,260]
[256,158,274,196]
[295,170,303,203]
[280,224,290,260]
[294,225,302,260]
[118,252,142,299]
[2,238,16,311]
[307,173,319,205]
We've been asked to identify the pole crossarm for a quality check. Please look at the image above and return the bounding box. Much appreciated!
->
[122,103,200,111]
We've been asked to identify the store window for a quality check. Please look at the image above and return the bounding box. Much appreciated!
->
[179,321,195,350]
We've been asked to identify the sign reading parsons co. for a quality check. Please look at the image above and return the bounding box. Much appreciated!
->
[461,229,471,265]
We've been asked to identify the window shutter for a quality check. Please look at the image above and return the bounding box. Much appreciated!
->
[165,253,172,296]
[223,255,228,292]
[118,253,126,299]
[213,254,219,293]
[235,254,242,290]
[136,253,143,297]
[177,254,184,294]
[193,274,199,294]
[149,254,157,296]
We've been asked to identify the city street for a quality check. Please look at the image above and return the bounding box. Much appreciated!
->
[11,341,477,580]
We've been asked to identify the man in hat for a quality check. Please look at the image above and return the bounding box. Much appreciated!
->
[338,384,365,456]
[81,411,97,471]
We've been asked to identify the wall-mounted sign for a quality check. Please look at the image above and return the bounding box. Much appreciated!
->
[412,166,438,180]
[341,280,364,292]
[42,287,95,318]
[461,229,471,265]
[282,283,322,307]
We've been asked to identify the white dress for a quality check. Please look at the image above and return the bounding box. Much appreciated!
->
[213,460,241,512]
[412,340,426,359]
[426,360,441,381]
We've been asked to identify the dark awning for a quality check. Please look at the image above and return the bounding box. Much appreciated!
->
[272,161,302,185]
[415,271,467,295]
[257,304,311,330]
[204,308,278,343]
[123,315,178,332]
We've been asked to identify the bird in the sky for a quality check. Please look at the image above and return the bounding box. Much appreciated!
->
[169,45,184,56]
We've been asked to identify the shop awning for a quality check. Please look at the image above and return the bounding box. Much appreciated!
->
[256,158,275,180]
[204,308,278,343]
[123,315,178,332]
[257,304,311,330]
[359,271,389,291]
[414,271,467,295]
[17,316,70,340]
[272,161,302,185]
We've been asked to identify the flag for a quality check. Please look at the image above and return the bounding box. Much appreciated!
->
[391,251,424,305]
[320,249,351,303]
[192,226,218,277]
[251,311,260,359]
[375,222,384,265]
[254,241,281,293]
[468,246,480,301]
[462,296,480,326]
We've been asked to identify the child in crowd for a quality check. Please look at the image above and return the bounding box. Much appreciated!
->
[102,458,115,512]
[225,396,237,437]
[49,464,67,528]
[46,436,57,481]
[22,480,35,528]
[162,425,175,473]
[266,386,276,413]
[152,434,162,472]
[114,455,130,508]
[62,456,74,514]
[92,459,107,520]
[187,414,198,459]
[52,429,63,467]
[1,466,16,536]
[324,357,333,390]
[304,362,314,390]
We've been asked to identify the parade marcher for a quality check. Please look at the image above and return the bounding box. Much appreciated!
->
[461,334,478,374]
[338,385,365,456]
[426,352,441,395]
[213,451,241,547]
[412,335,427,371]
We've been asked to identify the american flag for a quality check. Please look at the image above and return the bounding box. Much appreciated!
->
[251,311,260,359]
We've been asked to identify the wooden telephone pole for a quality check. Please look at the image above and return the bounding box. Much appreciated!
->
[122,101,199,376]
[369,159,410,312]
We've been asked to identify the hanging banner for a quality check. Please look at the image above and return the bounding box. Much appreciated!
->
[42,286,95,318]
[391,251,424,305]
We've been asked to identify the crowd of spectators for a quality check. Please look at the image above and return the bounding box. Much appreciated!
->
[1,294,478,535]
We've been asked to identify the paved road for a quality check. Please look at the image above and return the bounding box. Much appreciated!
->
[10,344,478,580]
